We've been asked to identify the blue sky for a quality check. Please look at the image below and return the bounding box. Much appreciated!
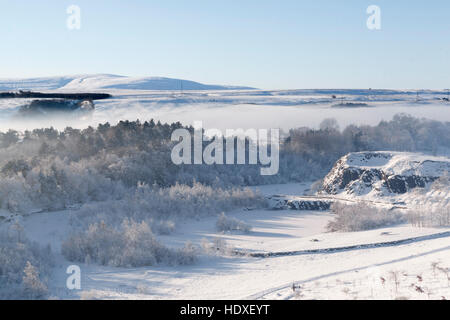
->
[0,0,449,89]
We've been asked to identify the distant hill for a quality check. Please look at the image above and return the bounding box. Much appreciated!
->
[0,74,255,91]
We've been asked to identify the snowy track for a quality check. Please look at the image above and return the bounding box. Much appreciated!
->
[236,231,450,258]
[245,240,450,300]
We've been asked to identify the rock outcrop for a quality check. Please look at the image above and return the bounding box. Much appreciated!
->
[268,196,332,211]
[321,152,450,196]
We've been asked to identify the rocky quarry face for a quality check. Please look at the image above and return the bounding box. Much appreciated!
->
[321,152,450,196]
[267,195,332,211]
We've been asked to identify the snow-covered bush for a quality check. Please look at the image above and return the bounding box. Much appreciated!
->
[0,158,126,213]
[63,182,260,266]
[69,182,265,234]
[200,237,233,255]
[216,212,251,233]
[408,205,450,227]
[432,207,450,227]
[61,219,196,267]
[0,175,35,213]
[431,171,449,190]
[22,261,48,299]
[176,241,197,265]
[327,202,405,232]
[0,226,53,299]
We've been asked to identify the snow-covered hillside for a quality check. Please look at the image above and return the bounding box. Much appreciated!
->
[0,76,78,91]
[0,74,254,91]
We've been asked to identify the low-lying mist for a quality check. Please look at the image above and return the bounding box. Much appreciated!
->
[1,96,450,132]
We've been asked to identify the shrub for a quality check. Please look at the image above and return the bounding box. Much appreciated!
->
[69,182,265,235]
[216,212,252,233]
[0,227,53,299]
[62,219,196,267]
[22,261,48,299]
[201,237,233,255]
[327,202,405,232]
[408,206,450,227]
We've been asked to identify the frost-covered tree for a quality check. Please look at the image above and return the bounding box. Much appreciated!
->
[22,261,48,299]
[0,115,448,214]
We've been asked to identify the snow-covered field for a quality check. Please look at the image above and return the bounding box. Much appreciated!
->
[0,182,446,300]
